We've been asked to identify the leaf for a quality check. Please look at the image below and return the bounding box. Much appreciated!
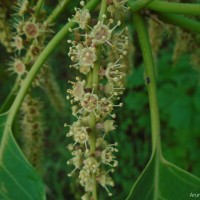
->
[0,112,46,200]
[126,151,200,200]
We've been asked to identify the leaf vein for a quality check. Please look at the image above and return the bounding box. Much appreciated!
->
[0,164,33,200]
[167,166,200,188]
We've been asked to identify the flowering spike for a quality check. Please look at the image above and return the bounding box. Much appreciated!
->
[66,0,128,197]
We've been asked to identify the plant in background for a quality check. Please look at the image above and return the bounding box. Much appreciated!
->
[3,0,54,181]
[44,66,66,113]
[20,94,44,173]
[1,0,200,200]
[0,0,13,53]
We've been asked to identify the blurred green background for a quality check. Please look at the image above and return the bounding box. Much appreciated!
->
[1,0,200,199]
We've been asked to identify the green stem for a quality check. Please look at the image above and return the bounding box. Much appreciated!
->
[134,12,161,200]
[92,49,101,93]
[158,13,200,34]
[34,0,45,16]
[92,0,106,92]
[46,0,71,24]
[147,1,200,16]
[24,42,33,65]
[128,0,153,12]
[88,0,107,199]
[133,13,161,153]
[86,71,93,88]
[98,0,107,20]
[6,0,100,126]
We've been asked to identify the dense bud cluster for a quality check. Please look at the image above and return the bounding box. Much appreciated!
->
[0,2,13,52]
[148,5,200,74]
[173,29,200,73]
[44,67,66,113]
[20,95,44,173]
[65,1,128,199]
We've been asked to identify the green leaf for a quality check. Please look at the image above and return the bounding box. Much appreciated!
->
[0,113,46,200]
[126,152,200,200]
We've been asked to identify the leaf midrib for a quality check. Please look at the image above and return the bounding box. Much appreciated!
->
[153,148,160,200]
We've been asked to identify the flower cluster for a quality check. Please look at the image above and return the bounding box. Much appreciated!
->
[8,0,51,175]
[8,0,52,87]
[65,1,128,199]
[20,95,44,173]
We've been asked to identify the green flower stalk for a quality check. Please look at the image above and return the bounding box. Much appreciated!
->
[65,1,128,199]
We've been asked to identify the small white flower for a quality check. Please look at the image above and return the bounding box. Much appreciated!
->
[83,157,100,173]
[81,93,99,112]
[91,17,121,45]
[67,78,86,102]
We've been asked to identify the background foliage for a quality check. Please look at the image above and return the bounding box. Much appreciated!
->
[0,0,200,199]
